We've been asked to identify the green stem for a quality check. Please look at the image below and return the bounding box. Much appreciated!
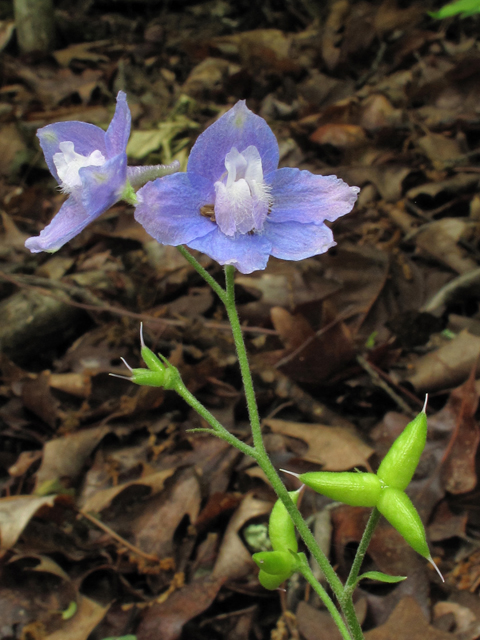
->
[223,266,362,635]
[176,254,365,640]
[175,380,256,460]
[224,266,263,451]
[298,554,352,640]
[177,246,227,303]
[345,508,381,595]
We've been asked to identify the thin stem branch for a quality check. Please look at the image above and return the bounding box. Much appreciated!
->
[175,379,256,459]
[345,508,381,594]
[175,258,365,640]
[298,555,352,640]
[222,266,349,615]
[224,265,264,451]
[177,246,227,303]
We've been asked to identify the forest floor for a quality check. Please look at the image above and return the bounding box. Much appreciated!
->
[0,0,480,639]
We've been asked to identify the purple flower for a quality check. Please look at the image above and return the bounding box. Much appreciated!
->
[134,101,359,274]
[25,91,179,253]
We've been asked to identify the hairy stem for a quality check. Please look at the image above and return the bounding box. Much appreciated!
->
[298,554,352,640]
[175,250,366,640]
[177,246,227,303]
[345,508,382,595]
[175,380,256,459]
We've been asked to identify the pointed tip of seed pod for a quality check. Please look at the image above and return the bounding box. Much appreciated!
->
[109,372,132,382]
[140,322,146,349]
[428,556,444,582]
[280,469,300,479]
[422,394,428,414]
[120,357,133,373]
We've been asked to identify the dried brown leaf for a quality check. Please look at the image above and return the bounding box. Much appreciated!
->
[264,418,373,470]
[81,468,176,513]
[44,595,109,640]
[441,372,480,494]
[35,426,110,491]
[136,576,223,640]
[310,123,367,149]
[0,495,56,550]
[365,596,455,640]
[415,219,478,274]
[213,493,272,581]
[406,330,480,392]
[132,469,201,557]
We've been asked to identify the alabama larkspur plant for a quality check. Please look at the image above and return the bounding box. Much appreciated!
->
[25,91,178,253]
[134,101,360,274]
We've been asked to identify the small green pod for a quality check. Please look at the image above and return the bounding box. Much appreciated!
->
[376,487,430,559]
[130,368,166,387]
[298,471,381,507]
[269,489,301,553]
[376,409,427,491]
[258,569,290,590]
[141,345,165,373]
[252,550,295,576]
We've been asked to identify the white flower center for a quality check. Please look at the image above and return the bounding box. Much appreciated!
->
[53,141,106,192]
[213,146,272,236]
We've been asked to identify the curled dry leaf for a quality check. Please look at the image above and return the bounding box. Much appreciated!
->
[414,219,478,274]
[0,494,56,550]
[213,493,273,582]
[80,468,176,513]
[310,123,367,149]
[264,418,374,470]
[365,596,455,640]
[35,426,110,491]
[406,330,480,392]
[439,372,480,494]
[132,469,201,558]
[44,594,110,640]
[136,576,224,640]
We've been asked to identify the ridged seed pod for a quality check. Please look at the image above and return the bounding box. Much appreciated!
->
[376,409,427,491]
[252,550,295,575]
[258,569,290,590]
[376,487,430,559]
[269,489,301,553]
[298,471,381,507]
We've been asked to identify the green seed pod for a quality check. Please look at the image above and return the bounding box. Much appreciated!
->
[376,487,430,559]
[298,471,381,507]
[377,409,427,491]
[269,489,301,553]
[258,569,290,590]
[130,367,166,387]
[252,550,295,575]
[141,345,165,373]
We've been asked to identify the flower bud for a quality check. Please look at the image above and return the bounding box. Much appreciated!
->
[299,471,381,507]
[377,408,427,491]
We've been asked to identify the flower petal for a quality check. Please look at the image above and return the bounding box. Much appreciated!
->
[268,168,359,225]
[135,172,216,246]
[188,101,279,183]
[188,228,272,274]
[105,91,131,158]
[25,196,90,253]
[37,122,107,184]
[264,220,335,261]
[80,153,127,217]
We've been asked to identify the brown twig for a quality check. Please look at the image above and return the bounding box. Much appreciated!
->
[0,269,278,335]
[77,507,160,563]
